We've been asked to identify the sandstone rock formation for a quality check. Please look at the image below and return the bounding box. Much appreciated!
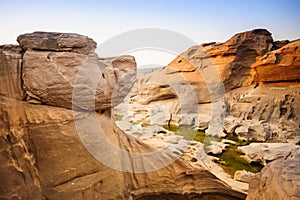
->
[132,29,275,106]
[225,83,300,142]
[17,32,137,111]
[247,160,300,200]
[254,40,300,83]
[0,45,24,100]
[17,32,97,54]
[238,143,299,165]
[0,32,246,199]
[125,29,300,141]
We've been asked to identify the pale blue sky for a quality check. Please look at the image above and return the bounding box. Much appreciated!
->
[1,0,299,67]
[1,0,299,44]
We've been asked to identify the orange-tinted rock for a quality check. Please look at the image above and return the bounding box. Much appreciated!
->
[133,29,274,106]
[254,40,300,83]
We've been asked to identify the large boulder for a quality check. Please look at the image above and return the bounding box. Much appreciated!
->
[247,160,300,200]
[22,50,136,111]
[0,45,25,100]
[17,32,97,55]
[18,32,136,111]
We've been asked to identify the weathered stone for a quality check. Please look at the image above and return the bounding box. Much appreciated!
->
[233,120,271,142]
[17,32,97,55]
[271,40,290,50]
[207,141,228,155]
[0,97,42,200]
[255,40,300,83]
[226,84,300,142]
[22,51,136,111]
[247,160,300,200]
[234,170,255,183]
[133,29,274,104]
[238,143,300,165]
[0,45,25,100]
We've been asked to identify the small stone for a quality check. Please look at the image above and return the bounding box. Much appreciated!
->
[233,170,255,183]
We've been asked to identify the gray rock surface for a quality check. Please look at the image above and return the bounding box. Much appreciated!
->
[226,84,300,142]
[238,143,300,165]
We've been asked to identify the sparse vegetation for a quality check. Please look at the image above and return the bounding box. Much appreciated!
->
[164,124,263,176]
[113,114,123,121]
[214,144,263,176]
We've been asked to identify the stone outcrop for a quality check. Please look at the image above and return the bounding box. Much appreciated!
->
[17,32,97,55]
[23,51,136,110]
[125,29,300,141]
[0,45,25,100]
[238,143,299,165]
[247,160,300,200]
[15,32,137,111]
[0,96,246,200]
[254,40,300,83]
[132,29,274,106]
[225,83,300,142]
[0,32,246,199]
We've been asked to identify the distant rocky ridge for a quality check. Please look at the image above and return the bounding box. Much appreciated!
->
[0,32,246,199]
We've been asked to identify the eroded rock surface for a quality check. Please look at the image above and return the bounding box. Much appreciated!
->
[226,84,300,142]
[238,143,299,165]
[132,29,274,106]
[23,50,136,111]
[125,29,300,141]
[0,45,25,100]
[254,40,300,83]
[17,32,97,55]
[247,160,300,200]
